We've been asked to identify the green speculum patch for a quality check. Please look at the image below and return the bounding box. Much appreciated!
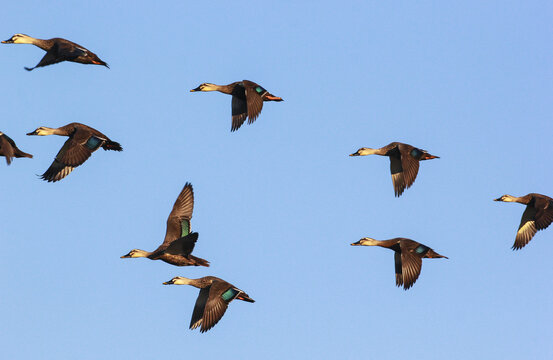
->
[221,288,239,302]
[181,220,190,237]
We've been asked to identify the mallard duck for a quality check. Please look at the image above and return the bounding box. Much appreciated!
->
[350,142,439,197]
[494,193,553,250]
[0,131,33,165]
[163,276,254,332]
[2,34,108,71]
[121,183,209,267]
[351,237,447,290]
[26,123,122,182]
[190,80,283,131]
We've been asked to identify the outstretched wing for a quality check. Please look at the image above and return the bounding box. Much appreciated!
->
[195,281,235,333]
[534,198,553,231]
[40,128,104,182]
[389,155,405,197]
[231,95,248,131]
[190,286,211,331]
[243,80,265,124]
[514,198,553,250]
[514,205,538,250]
[398,242,423,290]
[163,183,194,247]
[25,43,66,71]
[400,146,421,192]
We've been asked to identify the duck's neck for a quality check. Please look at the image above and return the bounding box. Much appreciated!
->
[132,249,152,258]
[360,148,387,156]
[206,83,234,95]
[502,195,527,204]
[16,35,52,51]
[36,127,70,136]
[173,277,202,287]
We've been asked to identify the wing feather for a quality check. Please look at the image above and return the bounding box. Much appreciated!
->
[231,96,248,131]
[399,243,423,290]
[243,80,264,124]
[163,183,194,247]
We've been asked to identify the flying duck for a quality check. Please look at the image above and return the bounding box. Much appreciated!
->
[121,183,209,267]
[494,193,553,250]
[0,131,33,165]
[350,142,439,197]
[351,237,447,290]
[2,33,108,71]
[163,276,254,332]
[26,123,122,182]
[190,80,283,131]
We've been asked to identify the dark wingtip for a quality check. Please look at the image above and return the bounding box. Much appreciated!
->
[24,67,33,71]
[104,141,123,151]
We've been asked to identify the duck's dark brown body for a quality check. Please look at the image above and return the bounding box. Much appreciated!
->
[163,276,254,333]
[2,34,108,71]
[120,183,210,267]
[352,237,447,290]
[27,122,122,182]
[190,80,283,131]
[0,132,33,165]
[495,193,553,250]
[350,142,439,197]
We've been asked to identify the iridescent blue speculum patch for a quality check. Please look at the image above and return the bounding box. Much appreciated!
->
[410,148,422,158]
[415,245,427,254]
[85,136,102,150]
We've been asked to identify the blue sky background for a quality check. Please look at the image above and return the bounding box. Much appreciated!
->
[2,1,553,359]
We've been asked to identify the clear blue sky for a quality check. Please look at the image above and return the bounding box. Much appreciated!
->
[2,1,553,359]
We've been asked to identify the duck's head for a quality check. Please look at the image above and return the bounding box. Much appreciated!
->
[351,237,378,246]
[494,194,516,202]
[350,147,376,156]
[163,276,191,285]
[26,126,54,136]
[190,83,218,92]
[2,34,33,44]
[120,249,149,258]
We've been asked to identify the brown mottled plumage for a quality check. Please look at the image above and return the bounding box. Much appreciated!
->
[0,131,33,165]
[2,33,108,71]
[26,123,122,182]
[190,80,283,131]
[350,142,439,197]
[163,276,254,333]
[121,183,209,267]
[494,193,553,250]
[351,237,447,290]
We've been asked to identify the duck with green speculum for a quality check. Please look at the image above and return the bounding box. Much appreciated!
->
[121,183,209,267]
[350,142,439,197]
[351,237,447,290]
[0,131,33,165]
[163,276,254,332]
[190,80,283,131]
[26,123,122,182]
[494,193,553,250]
